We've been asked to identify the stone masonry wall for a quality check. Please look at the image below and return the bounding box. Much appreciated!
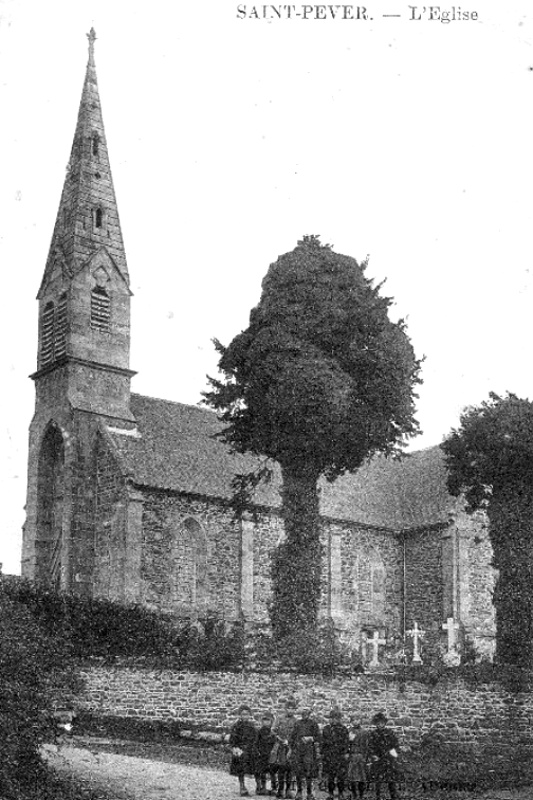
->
[456,509,496,659]
[93,432,128,601]
[257,517,403,649]
[336,521,402,648]
[404,528,443,657]
[136,493,404,652]
[249,510,284,623]
[78,665,533,781]
[140,492,242,620]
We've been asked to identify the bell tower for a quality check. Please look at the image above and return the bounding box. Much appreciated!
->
[22,30,135,591]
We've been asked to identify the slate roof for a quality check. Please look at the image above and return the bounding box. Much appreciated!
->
[106,393,457,531]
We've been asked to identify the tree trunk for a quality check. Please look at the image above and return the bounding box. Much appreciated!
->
[269,464,322,642]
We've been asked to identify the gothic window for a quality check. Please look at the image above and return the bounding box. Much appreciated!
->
[94,207,103,229]
[40,302,55,366]
[172,517,208,616]
[91,133,100,157]
[354,548,386,624]
[54,293,68,358]
[91,286,110,330]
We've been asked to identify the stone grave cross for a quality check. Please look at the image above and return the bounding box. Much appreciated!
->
[442,617,460,652]
[442,617,461,665]
[367,631,386,668]
[407,621,425,664]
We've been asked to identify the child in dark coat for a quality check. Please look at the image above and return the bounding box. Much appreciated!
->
[367,712,400,800]
[289,708,321,800]
[230,705,257,796]
[347,720,368,799]
[321,708,350,800]
[272,697,298,799]
[253,712,278,795]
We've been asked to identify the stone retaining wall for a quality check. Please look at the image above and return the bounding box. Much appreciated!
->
[78,664,533,783]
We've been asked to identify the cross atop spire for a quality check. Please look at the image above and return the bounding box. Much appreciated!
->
[87,27,97,66]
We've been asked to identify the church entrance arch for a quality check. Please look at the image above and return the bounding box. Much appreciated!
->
[35,423,66,589]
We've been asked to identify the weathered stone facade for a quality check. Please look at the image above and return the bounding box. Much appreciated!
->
[456,510,496,658]
[22,33,498,667]
[93,433,128,601]
[139,493,242,619]
[403,527,445,658]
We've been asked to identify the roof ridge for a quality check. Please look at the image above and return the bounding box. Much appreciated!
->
[115,394,453,528]
[131,392,218,415]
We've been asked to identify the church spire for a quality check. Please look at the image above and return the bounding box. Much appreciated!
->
[33,30,134,410]
[38,28,129,297]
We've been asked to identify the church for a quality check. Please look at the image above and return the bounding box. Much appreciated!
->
[21,31,496,665]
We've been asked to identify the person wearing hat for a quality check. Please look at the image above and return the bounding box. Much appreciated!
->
[272,697,298,798]
[230,704,258,796]
[321,708,350,799]
[253,711,278,795]
[367,712,400,800]
[289,707,321,800]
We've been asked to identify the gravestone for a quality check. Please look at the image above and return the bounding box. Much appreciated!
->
[407,621,425,664]
[365,630,386,668]
[442,616,461,666]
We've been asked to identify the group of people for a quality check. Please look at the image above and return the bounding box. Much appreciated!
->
[229,699,400,800]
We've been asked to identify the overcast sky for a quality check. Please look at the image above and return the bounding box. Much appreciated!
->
[0,1,532,575]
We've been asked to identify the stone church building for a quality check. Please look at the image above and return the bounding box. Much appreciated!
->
[22,32,496,663]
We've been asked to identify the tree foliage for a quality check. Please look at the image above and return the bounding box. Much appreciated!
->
[441,392,533,668]
[3,578,245,670]
[206,235,421,476]
[0,585,80,799]
[205,235,421,639]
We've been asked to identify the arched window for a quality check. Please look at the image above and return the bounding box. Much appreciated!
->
[354,548,386,625]
[94,207,103,229]
[172,517,208,616]
[36,423,65,590]
[91,286,110,330]
[54,293,68,358]
[40,302,55,366]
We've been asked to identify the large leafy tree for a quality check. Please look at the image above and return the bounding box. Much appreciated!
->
[205,235,421,640]
[441,392,533,669]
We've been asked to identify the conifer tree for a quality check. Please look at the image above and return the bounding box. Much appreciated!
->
[442,392,533,669]
[205,235,421,641]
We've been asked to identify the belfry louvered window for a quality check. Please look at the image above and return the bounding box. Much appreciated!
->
[41,302,55,366]
[54,293,68,358]
[91,286,110,330]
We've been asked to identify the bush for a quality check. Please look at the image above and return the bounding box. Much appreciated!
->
[2,577,246,670]
[2,578,181,661]
[181,613,245,671]
[271,618,354,674]
[0,578,249,796]
[0,588,80,799]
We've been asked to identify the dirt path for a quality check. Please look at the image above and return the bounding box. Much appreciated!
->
[45,742,239,800]
[44,742,532,800]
